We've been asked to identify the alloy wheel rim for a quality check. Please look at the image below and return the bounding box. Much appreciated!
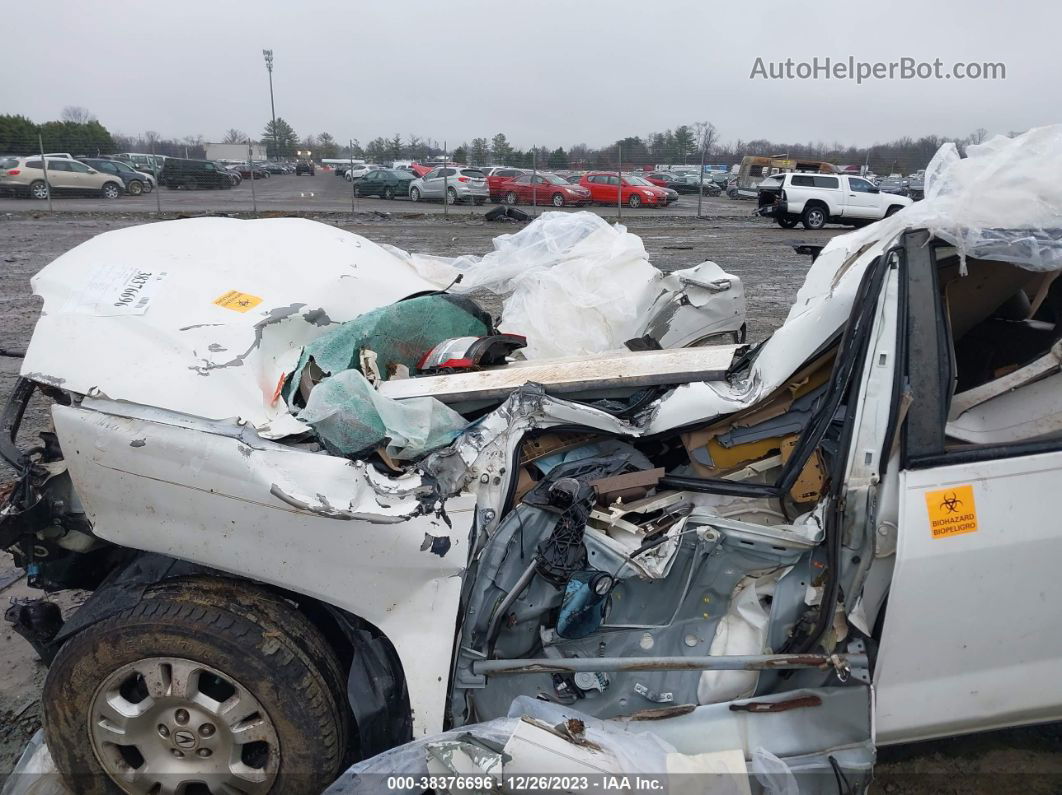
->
[88,656,280,795]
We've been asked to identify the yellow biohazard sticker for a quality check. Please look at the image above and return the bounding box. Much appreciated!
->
[213,290,262,313]
[925,485,978,539]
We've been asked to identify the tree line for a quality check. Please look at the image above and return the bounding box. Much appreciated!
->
[0,109,1000,176]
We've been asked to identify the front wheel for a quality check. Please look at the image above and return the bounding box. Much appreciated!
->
[127,180,144,196]
[410,186,421,202]
[29,179,49,200]
[885,205,902,217]
[628,194,642,208]
[801,205,827,230]
[101,182,121,200]
[551,193,565,207]
[43,579,350,795]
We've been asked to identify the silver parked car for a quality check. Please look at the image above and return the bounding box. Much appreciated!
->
[409,166,489,204]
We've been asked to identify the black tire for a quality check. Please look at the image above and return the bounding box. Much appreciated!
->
[383,186,395,200]
[801,204,827,230]
[776,215,799,229]
[446,187,458,205]
[885,205,902,217]
[29,179,49,200]
[183,177,197,191]
[101,182,122,200]
[628,193,642,208]
[505,190,518,205]
[43,578,349,795]
[727,187,740,199]
[410,186,420,202]
[127,180,144,196]
[551,192,565,207]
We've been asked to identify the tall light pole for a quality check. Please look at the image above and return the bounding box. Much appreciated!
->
[262,49,277,162]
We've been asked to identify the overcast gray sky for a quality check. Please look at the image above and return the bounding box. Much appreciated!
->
[5,0,1059,149]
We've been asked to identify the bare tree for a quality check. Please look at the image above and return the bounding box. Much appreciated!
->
[693,122,718,217]
[223,128,248,144]
[694,121,719,157]
[61,106,96,124]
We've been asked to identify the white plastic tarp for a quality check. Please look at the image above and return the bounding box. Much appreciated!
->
[386,212,672,359]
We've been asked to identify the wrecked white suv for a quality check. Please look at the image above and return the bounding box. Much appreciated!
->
[4,127,1062,794]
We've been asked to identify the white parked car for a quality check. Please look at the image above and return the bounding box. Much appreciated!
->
[4,127,1062,794]
[757,171,913,229]
[344,163,382,181]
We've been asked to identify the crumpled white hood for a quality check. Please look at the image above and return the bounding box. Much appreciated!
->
[21,217,440,437]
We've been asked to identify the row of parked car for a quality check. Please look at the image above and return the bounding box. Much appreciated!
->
[340,163,717,207]
[0,152,323,198]
[0,154,155,199]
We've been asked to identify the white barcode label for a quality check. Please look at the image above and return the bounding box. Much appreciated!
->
[62,264,169,317]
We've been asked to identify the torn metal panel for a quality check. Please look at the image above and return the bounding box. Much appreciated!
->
[639,261,747,347]
[21,217,442,437]
[50,403,473,737]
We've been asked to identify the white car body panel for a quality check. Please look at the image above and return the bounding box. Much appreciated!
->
[52,402,473,737]
[876,451,1062,743]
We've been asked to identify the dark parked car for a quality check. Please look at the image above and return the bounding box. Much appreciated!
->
[295,160,316,176]
[160,158,233,190]
[79,158,154,195]
[235,163,270,180]
[353,168,416,199]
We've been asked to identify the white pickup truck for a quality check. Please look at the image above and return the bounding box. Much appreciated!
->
[757,171,913,229]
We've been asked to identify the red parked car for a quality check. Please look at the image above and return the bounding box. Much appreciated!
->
[482,167,526,202]
[501,173,591,207]
[579,172,670,208]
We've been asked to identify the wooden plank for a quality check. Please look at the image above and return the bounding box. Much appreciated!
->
[376,345,739,404]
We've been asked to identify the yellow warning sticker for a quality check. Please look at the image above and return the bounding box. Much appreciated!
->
[213,290,262,313]
[925,485,978,539]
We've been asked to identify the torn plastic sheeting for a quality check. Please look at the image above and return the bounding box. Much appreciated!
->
[297,369,469,460]
[324,696,679,794]
[0,729,70,795]
[20,217,445,437]
[385,211,668,359]
[284,293,491,406]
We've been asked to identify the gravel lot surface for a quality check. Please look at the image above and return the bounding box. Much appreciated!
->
[0,204,1058,791]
